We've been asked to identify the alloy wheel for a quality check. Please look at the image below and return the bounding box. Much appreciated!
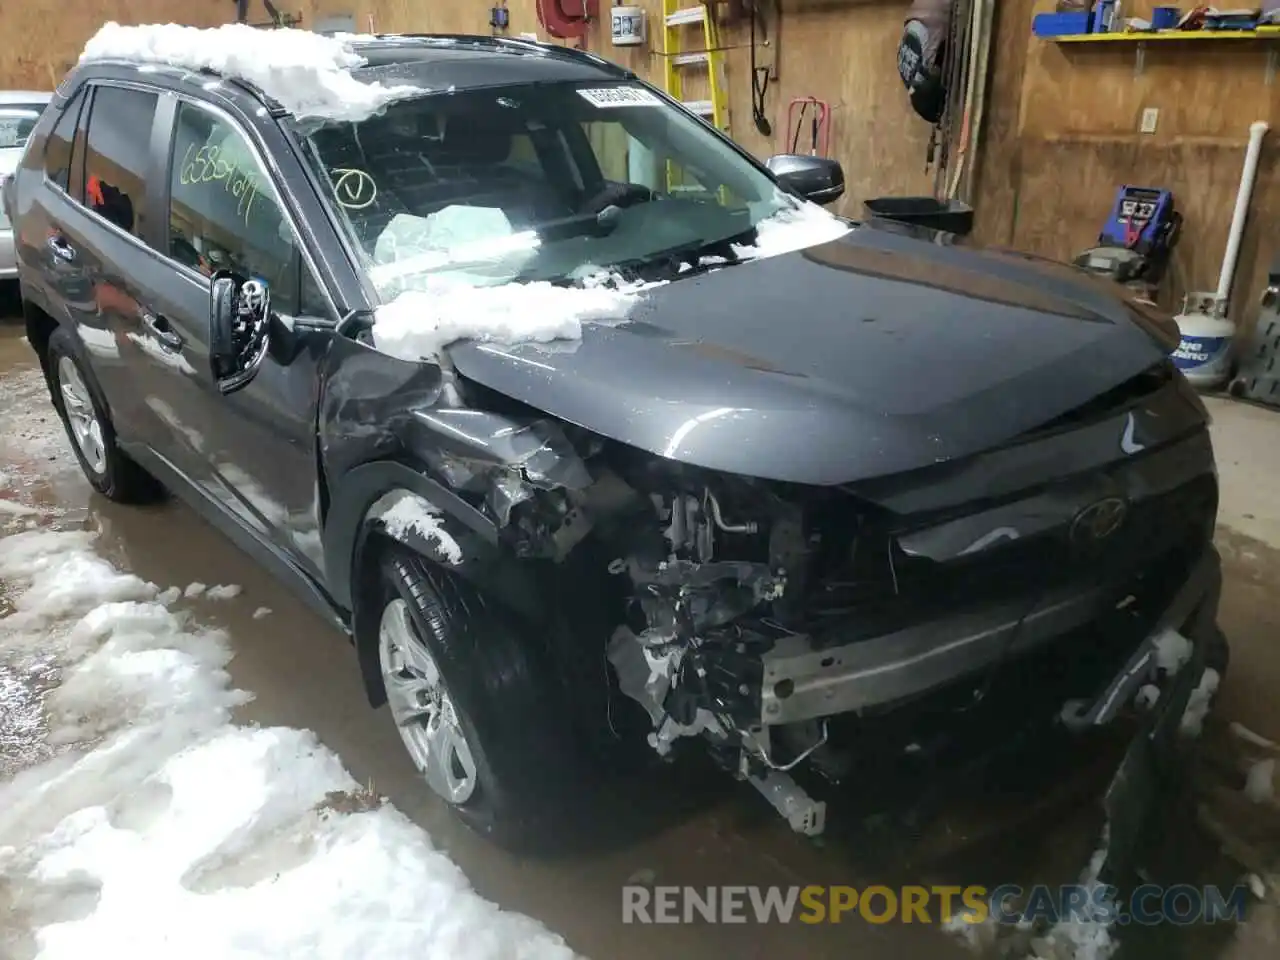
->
[377,598,479,804]
[57,355,107,475]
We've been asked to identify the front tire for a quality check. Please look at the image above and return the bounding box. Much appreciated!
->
[373,547,584,850]
[46,326,161,503]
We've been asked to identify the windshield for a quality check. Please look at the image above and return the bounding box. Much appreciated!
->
[0,106,43,150]
[295,80,830,299]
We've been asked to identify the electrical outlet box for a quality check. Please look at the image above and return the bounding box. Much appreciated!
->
[1140,108,1159,134]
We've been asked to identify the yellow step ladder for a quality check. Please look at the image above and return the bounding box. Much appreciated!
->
[661,0,729,134]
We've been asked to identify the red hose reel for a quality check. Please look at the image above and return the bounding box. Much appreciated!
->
[535,0,599,39]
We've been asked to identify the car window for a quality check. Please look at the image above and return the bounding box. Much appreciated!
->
[299,263,329,318]
[0,105,44,150]
[167,100,300,313]
[42,92,86,193]
[83,85,158,237]
[297,80,800,298]
[579,118,741,204]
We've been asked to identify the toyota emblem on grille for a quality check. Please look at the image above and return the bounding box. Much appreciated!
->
[1070,497,1129,545]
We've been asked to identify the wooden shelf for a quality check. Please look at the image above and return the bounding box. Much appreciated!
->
[1048,27,1280,43]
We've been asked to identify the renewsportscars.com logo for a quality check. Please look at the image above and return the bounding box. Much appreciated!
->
[621,884,1251,926]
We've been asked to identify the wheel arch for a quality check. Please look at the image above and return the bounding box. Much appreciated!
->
[323,460,550,707]
[27,305,119,426]
[22,299,59,376]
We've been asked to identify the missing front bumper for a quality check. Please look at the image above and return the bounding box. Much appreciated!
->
[759,546,1223,728]
[1098,555,1226,877]
[750,548,1225,843]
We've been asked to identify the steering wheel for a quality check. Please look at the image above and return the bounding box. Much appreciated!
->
[579,181,654,215]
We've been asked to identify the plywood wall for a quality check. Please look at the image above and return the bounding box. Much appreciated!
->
[0,0,233,90]
[0,0,940,222]
[296,0,542,36]
[301,0,934,219]
[600,0,937,218]
[1009,0,1280,329]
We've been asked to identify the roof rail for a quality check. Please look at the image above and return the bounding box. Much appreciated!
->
[363,32,634,78]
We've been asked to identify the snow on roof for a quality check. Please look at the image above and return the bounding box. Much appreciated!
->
[80,22,423,122]
[373,275,652,362]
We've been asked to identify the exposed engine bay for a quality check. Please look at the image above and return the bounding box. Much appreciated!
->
[406,365,1221,838]
[480,432,839,835]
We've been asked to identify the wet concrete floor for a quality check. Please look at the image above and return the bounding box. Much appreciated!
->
[2,313,1277,959]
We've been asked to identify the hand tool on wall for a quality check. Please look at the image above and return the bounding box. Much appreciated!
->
[749,1,772,136]
[783,97,830,157]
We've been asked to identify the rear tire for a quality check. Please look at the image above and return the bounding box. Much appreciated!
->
[373,546,585,851]
[46,326,162,503]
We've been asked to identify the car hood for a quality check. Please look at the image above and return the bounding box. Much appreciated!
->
[446,222,1169,486]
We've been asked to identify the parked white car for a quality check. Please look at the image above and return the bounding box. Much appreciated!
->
[1,91,52,281]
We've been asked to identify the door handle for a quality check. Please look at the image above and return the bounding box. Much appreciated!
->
[142,312,184,352]
[46,234,77,262]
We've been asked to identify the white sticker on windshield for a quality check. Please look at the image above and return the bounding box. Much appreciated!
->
[575,87,661,108]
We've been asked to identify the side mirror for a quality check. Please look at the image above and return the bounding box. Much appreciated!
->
[765,155,846,206]
[209,270,271,395]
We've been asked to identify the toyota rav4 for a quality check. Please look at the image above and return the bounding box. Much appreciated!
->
[3,25,1226,851]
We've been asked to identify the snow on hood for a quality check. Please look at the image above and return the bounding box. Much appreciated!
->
[731,194,853,261]
[372,274,654,362]
[80,22,423,122]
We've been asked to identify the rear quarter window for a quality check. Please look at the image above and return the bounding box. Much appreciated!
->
[42,92,86,192]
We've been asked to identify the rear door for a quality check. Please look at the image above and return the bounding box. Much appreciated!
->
[27,82,172,447]
[20,88,94,316]
[138,95,335,578]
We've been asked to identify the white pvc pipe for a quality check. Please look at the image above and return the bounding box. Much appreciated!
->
[1217,120,1269,302]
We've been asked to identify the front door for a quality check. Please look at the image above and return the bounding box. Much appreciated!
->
[136,95,333,579]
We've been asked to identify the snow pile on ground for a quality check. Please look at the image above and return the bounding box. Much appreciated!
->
[1245,758,1277,803]
[1139,628,1222,738]
[372,274,650,362]
[943,830,1118,960]
[80,22,422,122]
[1152,627,1193,674]
[1026,832,1118,960]
[1179,668,1221,738]
[0,497,39,517]
[0,525,580,960]
[732,194,852,261]
[941,907,1001,954]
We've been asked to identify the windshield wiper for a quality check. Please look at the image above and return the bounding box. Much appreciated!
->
[533,208,621,243]
[613,231,753,279]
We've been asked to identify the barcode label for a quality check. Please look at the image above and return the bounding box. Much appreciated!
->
[576,86,661,108]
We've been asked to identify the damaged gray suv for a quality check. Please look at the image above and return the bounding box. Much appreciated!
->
[4,29,1226,851]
